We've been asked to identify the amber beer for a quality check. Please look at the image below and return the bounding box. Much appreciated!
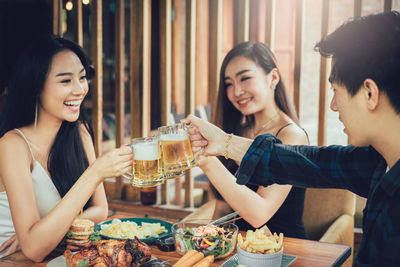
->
[131,137,164,187]
[159,123,195,178]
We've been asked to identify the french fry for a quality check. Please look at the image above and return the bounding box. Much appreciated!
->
[277,233,284,251]
[238,228,284,255]
[238,233,244,248]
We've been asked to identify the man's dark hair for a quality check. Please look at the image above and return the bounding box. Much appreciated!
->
[315,11,400,113]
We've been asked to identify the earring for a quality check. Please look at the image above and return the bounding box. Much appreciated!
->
[34,102,38,128]
[270,82,277,90]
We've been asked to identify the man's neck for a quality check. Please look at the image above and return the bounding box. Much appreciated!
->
[372,125,400,168]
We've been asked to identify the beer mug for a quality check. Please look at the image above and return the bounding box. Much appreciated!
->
[129,136,165,187]
[158,123,195,178]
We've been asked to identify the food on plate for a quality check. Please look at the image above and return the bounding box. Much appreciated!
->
[65,218,95,251]
[173,222,238,259]
[64,237,152,267]
[192,255,214,267]
[100,219,167,239]
[237,226,283,254]
[173,249,197,266]
[173,250,214,267]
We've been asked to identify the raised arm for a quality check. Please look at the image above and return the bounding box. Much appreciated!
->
[184,115,253,163]
[236,134,384,197]
[185,115,384,197]
[0,132,132,262]
[197,124,309,228]
[78,124,108,223]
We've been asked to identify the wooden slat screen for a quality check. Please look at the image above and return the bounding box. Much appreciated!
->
[160,0,172,205]
[293,0,304,118]
[234,0,250,45]
[354,0,362,17]
[184,0,197,208]
[50,0,394,211]
[317,0,331,146]
[209,0,223,122]
[130,0,152,201]
[114,0,125,199]
[91,0,103,157]
[52,0,62,36]
[73,0,83,46]
[264,0,276,51]
[384,0,393,12]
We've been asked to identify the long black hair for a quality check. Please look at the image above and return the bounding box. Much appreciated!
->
[0,36,95,209]
[214,42,299,174]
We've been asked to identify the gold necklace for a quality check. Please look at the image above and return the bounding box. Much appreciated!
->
[252,111,281,137]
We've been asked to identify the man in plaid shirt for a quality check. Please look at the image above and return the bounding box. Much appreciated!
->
[186,11,400,266]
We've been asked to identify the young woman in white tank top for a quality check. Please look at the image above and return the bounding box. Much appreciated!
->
[0,36,132,261]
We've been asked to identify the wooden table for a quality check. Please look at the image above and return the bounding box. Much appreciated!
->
[0,236,350,267]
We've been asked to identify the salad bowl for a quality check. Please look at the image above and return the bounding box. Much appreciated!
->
[172,219,238,259]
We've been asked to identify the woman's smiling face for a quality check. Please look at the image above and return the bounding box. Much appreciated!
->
[39,49,88,124]
[224,56,275,116]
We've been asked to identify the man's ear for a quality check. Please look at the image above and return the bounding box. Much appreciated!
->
[363,78,379,110]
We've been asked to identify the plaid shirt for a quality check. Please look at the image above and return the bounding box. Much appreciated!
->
[236,134,400,266]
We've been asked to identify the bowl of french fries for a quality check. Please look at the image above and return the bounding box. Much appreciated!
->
[237,226,284,267]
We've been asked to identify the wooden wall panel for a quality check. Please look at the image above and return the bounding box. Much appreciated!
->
[91,0,103,156]
[115,0,125,199]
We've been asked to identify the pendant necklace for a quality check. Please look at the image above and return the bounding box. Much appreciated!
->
[252,111,281,137]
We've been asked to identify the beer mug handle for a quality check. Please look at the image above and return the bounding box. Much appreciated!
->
[122,172,133,180]
[183,122,191,130]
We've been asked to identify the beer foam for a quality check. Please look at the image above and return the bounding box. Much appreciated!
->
[132,142,159,160]
[160,133,188,141]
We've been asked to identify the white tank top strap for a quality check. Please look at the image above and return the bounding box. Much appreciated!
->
[14,128,35,161]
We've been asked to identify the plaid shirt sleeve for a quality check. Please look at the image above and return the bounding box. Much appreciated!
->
[236,133,383,197]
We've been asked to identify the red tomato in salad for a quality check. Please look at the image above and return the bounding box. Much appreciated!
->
[199,239,210,249]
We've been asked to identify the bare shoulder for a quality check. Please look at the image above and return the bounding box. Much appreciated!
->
[78,123,93,144]
[277,123,308,146]
[0,130,32,178]
[0,130,30,154]
[78,122,96,162]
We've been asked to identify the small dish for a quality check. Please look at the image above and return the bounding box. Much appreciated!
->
[94,217,172,244]
[237,244,283,267]
[220,253,297,267]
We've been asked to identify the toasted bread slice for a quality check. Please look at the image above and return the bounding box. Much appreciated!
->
[70,218,94,233]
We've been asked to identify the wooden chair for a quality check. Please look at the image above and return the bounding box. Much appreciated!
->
[302,188,356,267]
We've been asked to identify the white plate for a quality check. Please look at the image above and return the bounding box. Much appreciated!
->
[46,255,67,267]
[220,253,297,267]
[46,254,160,267]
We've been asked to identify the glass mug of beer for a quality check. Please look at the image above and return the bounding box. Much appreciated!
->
[158,123,195,179]
[129,136,165,187]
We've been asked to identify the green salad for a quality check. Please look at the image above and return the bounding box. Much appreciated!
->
[175,224,237,258]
